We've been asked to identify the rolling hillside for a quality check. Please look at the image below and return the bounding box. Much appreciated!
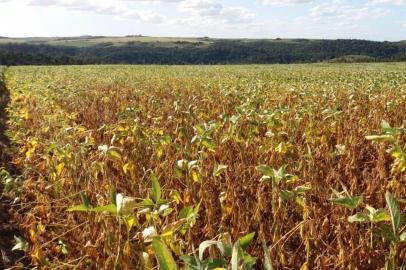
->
[0,36,405,65]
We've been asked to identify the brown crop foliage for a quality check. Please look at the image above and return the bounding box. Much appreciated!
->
[1,64,406,269]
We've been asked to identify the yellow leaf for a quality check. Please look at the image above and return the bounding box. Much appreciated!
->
[123,162,136,175]
[123,241,132,257]
[184,193,191,204]
[170,190,182,204]
[156,147,164,158]
[191,171,200,182]
[56,163,65,176]
[50,172,57,182]
[161,230,173,237]
[25,146,36,159]
[37,223,46,235]
[29,227,37,242]
[225,206,233,215]
[77,127,87,132]
[169,242,182,256]
[108,150,122,160]
[32,247,44,264]
[125,216,138,231]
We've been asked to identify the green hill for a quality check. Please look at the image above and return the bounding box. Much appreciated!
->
[0,36,405,65]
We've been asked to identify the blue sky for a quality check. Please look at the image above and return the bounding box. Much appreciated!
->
[0,0,405,40]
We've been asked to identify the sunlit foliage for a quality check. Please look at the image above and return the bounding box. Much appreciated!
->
[2,63,406,269]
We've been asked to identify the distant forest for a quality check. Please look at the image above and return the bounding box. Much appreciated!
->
[1,39,406,65]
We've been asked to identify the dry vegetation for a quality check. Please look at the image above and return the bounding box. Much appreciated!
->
[1,64,406,269]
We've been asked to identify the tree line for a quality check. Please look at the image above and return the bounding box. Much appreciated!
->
[1,39,405,65]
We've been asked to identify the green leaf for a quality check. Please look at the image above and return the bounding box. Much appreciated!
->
[280,190,295,201]
[67,204,91,212]
[160,135,172,144]
[256,165,273,177]
[239,232,255,250]
[199,240,218,261]
[231,240,240,270]
[80,192,92,209]
[107,149,122,160]
[161,219,186,237]
[385,192,404,233]
[242,254,257,269]
[179,206,194,219]
[368,207,390,223]
[330,196,362,209]
[180,255,199,268]
[380,120,391,130]
[68,201,122,215]
[152,238,177,270]
[137,198,155,208]
[111,189,117,205]
[262,242,273,270]
[213,164,228,177]
[230,115,240,124]
[207,259,227,269]
[295,196,306,208]
[380,120,404,136]
[92,203,118,215]
[179,205,199,222]
[373,224,397,242]
[365,135,395,143]
[217,233,233,257]
[294,185,312,194]
[348,212,370,223]
[201,137,216,150]
[151,173,161,204]
[58,240,69,255]
[400,232,406,242]
[12,236,28,252]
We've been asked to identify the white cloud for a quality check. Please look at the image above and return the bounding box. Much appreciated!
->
[1,0,404,40]
[262,0,313,5]
[310,2,388,20]
[253,0,393,40]
[369,0,406,5]
[27,0,255,26]
[179,0,222,16]
[220,7,255,24]
[29,0,167,23]
[124,0,182,1]
[177,0,255,24]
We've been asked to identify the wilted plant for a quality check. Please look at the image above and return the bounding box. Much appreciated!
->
[332,191,405,269]
[2,64,406,269]
[366,120,406,173]
[256,165,312,268]
[181,232,257,270]
[256,165,311,208]
[67,172,199,269]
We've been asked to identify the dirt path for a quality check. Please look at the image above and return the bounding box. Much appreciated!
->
[0,68,25,269]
